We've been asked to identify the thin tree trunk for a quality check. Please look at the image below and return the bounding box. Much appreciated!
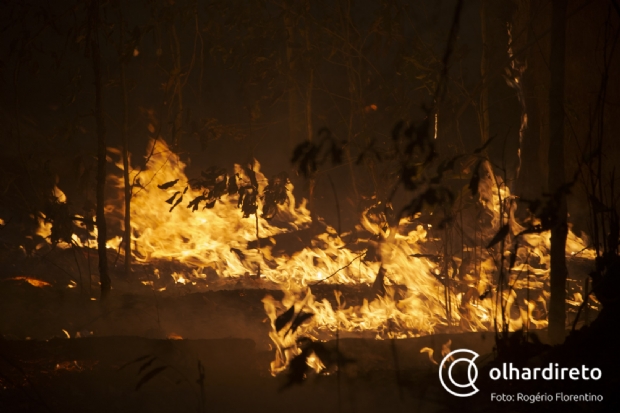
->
[514,0,544,201]
[478,0,519,172]
[119,5,132,278]
[284,1,318,225]
[283,2,298,151]
[171,22,184,149]
[306,70,313,143]
[90,0,111,300]
[304,0,313,142]
[479,0,491,144]
[547,0,568,344]
[306,88,316,224]
[342,0,359,200]
[302,7,318,225]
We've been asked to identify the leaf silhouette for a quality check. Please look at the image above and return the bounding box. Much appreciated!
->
[240,189,257,217]
[169,195,183,212]
[228,174,239,194]
[291,141,313,164]
[263,172,289,219]
[431,155,461,184]
[245,165,259,188]
[372,266,386,297]
[230,247,246,261]
[479,289,492,300]
[473,135,496,154]
[469,160,482,196]
[188,195,207,211]
[138,356,157,374]
[285,350,311,386]
[291,141,318,178]
[118,354,151,371]
[157,179,178,190]
[165,191,180,204]
[275,305,296,332]
[487,224,510,249]
[291,129,343,178]
[287,312,314,336]
[135,366,167,391]
[282,338,355,389]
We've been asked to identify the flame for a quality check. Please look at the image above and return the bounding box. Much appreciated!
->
[10,276,51,288]
[53,185,67,203]
[420,347,438,365]
[30,138,596,376]
[107,139,312,282]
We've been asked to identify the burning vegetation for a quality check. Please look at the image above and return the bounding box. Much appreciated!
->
[24,123,599,379]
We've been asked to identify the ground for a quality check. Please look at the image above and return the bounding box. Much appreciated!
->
[0,248,615,412]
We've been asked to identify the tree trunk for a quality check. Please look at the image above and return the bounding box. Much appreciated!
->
[478,0,520,173]
[119,5,132,278]
[305,67,313,143]
[479,0,491,144]
[283,2,299,151]
[342,0,359,201]
[171,22,184,149]
[547,0,568,344]
[514,0,546,201]
[303,8,317,225]
[90,0,111,300]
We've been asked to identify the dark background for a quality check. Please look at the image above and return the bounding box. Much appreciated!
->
[2,0,616,239]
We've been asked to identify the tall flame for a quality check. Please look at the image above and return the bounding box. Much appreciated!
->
[36,138,594,375]
[108,139,312,282]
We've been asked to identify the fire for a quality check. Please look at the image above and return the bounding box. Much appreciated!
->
[9,276,51,288]
[31,138,595,375]
[107,139,312,282]
[106,140,597,373]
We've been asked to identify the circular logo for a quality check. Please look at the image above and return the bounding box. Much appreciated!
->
[439,349,480,397]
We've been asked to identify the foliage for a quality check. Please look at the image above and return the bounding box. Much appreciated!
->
[158,162,292,221]
[291,128,344,179]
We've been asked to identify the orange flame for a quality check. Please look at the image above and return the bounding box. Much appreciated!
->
[33,139,596,375]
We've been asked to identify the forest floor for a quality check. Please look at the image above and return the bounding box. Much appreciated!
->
[0,247,614,412]
[0,332,613,413]
[0,334,495,413]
